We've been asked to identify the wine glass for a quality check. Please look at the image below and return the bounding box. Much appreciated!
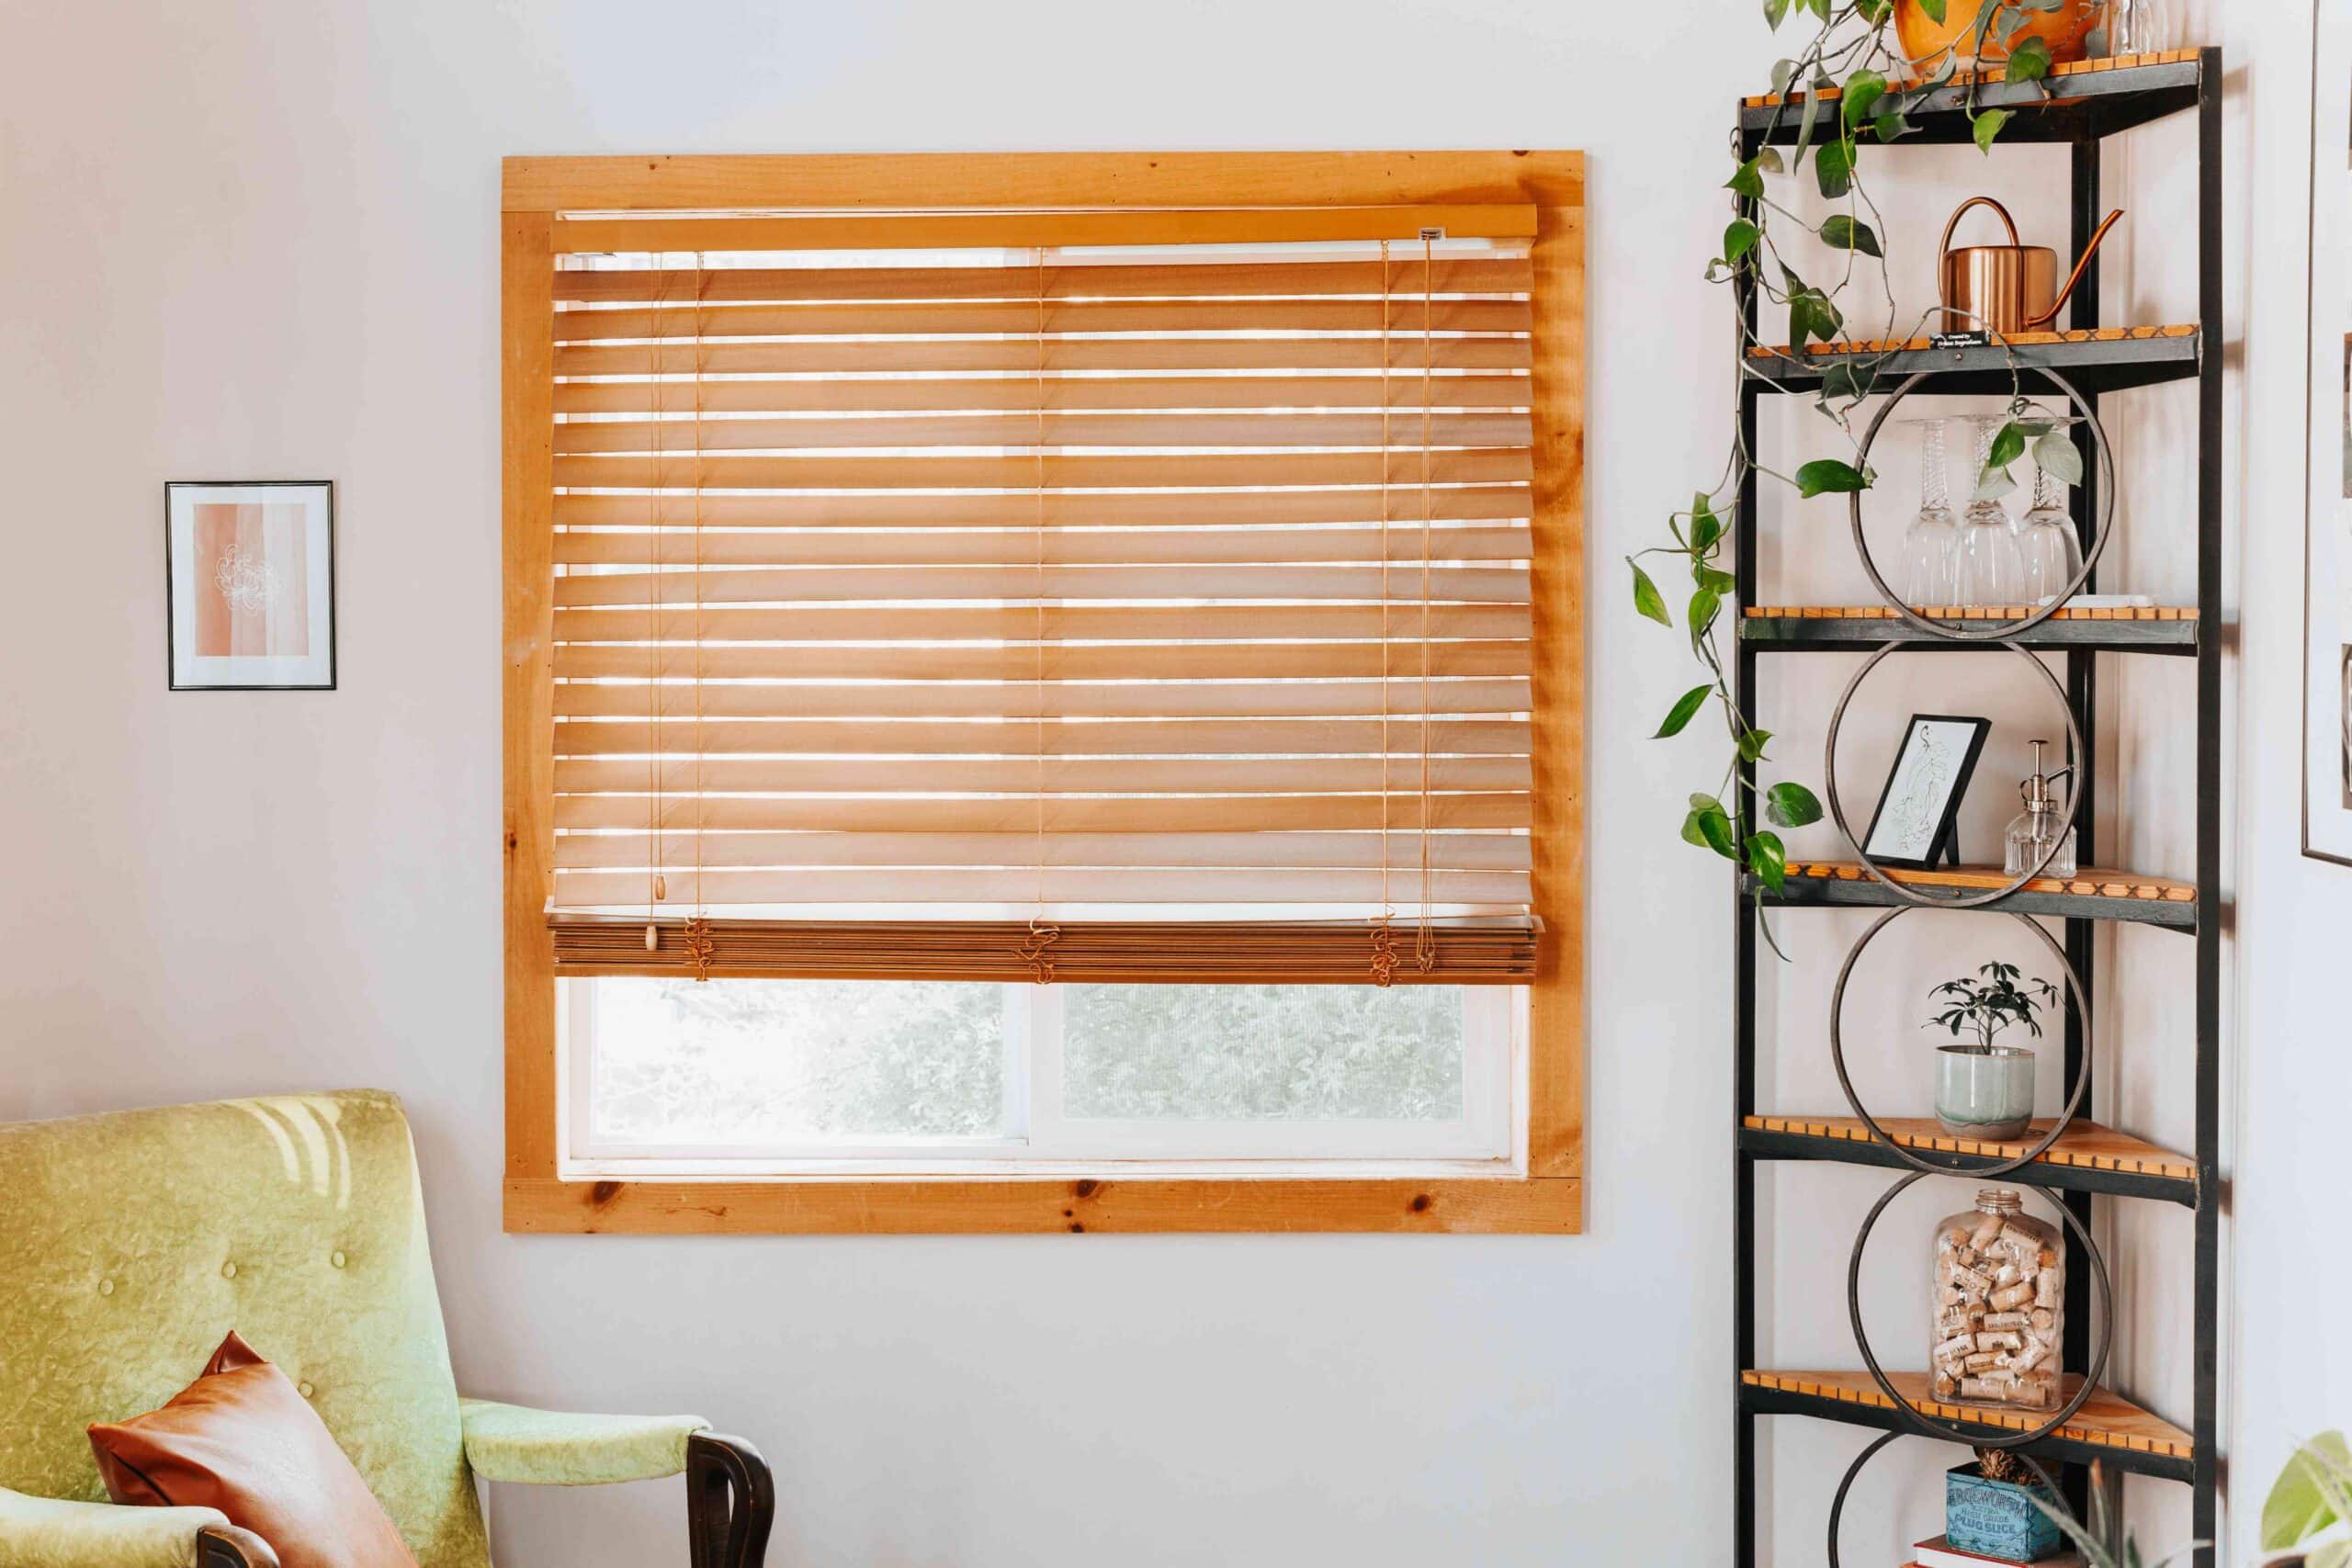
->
[2105,0,2168,54]
[2017,424,2086,605]
[1952,416,2025,606]
[1899,417,1960,609]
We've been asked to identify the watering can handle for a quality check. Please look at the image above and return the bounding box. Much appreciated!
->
[2024,208,2127,331]
[1939,196,2023,263]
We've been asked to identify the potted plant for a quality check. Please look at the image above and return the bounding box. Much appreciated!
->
[1926,961,2058,1139]
[2260,1432,2352,1567]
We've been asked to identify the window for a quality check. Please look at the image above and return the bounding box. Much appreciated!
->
[505,153,1585,1234]
[566,978,1518,1170]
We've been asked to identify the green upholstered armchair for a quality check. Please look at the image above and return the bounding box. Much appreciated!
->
[0,1090,773,1568]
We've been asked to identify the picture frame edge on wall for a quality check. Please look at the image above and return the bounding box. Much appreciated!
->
[2302,0,2352,867]
[1860,712,1994,872]
[163,479,338,694]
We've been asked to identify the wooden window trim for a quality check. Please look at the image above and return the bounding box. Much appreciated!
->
[502,151,1586,1235]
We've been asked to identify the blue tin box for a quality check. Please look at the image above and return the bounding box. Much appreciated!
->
[1946,1461,2064,1561]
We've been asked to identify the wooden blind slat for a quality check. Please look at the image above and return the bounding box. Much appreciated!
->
[552,792,1533,835]
[552,754,1533,796]
[549,411,1535,455]
[550,205,1538,254]
[551,448,1534,491]
[554,335,1534,378]
[554,255,1534,304]
[551,677,1532,722]
[551,484,1533,529]
[553,829,1532,874]
[550,601,1532,644]
[550,563,1532,609]
[549,716,1533,759]
[552,296,1533,344]
[551,525,1534,570]
[548,865,1533,907]
[552,638,1532,683]
[553,373,1533,418]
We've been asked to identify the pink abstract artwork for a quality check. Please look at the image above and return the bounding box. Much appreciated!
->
[192,502,310,658]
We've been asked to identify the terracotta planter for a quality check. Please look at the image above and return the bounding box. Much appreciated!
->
[1895,0,2103,73]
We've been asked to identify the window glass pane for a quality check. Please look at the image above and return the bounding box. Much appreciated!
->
[588,978,1004,1144]
[1059,985,1465,1122]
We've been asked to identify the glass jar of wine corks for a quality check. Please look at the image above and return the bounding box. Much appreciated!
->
[1931,1188,2064,1410]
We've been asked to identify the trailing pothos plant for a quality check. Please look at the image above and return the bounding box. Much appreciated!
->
[1634,0,2090,955]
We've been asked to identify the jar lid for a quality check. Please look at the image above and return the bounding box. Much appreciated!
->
[1975,1188,2024,1214]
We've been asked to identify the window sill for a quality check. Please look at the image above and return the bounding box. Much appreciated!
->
[504,1171,1580,1235]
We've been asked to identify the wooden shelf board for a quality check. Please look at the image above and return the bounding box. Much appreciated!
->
[1744,1370,2192,1463]
[1745,604,2196,623]
[1747,323,2197,361]
[1783,861,2193,905]
[1743,1115,2194,1182]
[1741,50,2202,109]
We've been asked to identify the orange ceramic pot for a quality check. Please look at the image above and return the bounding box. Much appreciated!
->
[1894,0,2102,72]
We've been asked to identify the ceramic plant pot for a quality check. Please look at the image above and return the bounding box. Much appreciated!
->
[1895,0,2103,73]
[1935,1044,2036,1141]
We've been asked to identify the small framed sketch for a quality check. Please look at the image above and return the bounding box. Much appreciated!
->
[164,481,335,691]
[1860,714,1991,871]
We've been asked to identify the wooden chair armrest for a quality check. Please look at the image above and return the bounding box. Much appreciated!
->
[196,1523,281,1568]
[686,1432,774,1568]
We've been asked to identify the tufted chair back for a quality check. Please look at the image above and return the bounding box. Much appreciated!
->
[0,1090,492,1568]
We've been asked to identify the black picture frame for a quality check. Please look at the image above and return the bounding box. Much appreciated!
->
[1858,713,1992,871]
[164,479,337,692]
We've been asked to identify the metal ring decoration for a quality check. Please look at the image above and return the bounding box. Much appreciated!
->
[1826,1431,2067,1568]
[1824,638,2086,908]
[1849,367,2118,642]
[1846,1169,2114,1450]
[1830,906,2093,1178]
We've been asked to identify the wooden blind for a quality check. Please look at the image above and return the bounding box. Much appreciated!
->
[536,207,1545,984]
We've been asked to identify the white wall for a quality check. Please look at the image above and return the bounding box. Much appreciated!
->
[0,2,2339,1564]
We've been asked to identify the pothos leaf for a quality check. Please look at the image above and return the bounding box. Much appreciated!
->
[2006,35,2053,83]
[2034,429,2085,486]
[1687,805,1739,859]
[1746,830,1788,892]
[1988,420,2028,470]
[1763,0,1790,26]
[1723,218,1759,266]
[1725,157,1764,200]
[1815,137,1855,199]
[1917,0,1945,18]
[1819,358,1877,404]
[1630,560,1671,626]
[1766,781,1825,828]
[1818,214,1883,258]
[1738,728,1774,763]
[1840,70,1887,128]
[1795,458,1869,498]
[1973,107,2016,153]
[1694,563,1737,594]
[1654,684,1713,739]
[1874,111,1917,143]
[1687,587,1722,658]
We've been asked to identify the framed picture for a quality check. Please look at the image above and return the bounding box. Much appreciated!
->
[1860,714,1992,871]
[2305,0,2352,865]
[164,481,335,691]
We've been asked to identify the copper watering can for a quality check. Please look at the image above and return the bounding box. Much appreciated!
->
[1938,197,2124,336]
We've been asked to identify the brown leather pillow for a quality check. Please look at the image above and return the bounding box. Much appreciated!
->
[86,1331,419,1568]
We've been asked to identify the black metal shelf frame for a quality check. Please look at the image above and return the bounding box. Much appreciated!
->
[1742,615,2199,655]
[1728,48,2222,1567]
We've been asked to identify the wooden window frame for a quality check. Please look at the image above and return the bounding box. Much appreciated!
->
[503,151,1585,1235]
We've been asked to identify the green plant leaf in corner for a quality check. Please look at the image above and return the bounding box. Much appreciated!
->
[1874,111,1917,143]
[1725,158,1764,200]
[2263,1433,2352,1551]
[1795,458,1869,498]
[1746,830,1788,893]
[1694,563,1737,594]
[1987,420,2028,470]
[1973,107,2015,153]
[1686,587,1722,658]
[1655,684,1713,739]
[1763,0,1790,28]
[1819,214,1883,259]
[1687,805,1739,860]
[1629,560,1671,627]
[1766,781,1824,828]
[1738,728,1774,764]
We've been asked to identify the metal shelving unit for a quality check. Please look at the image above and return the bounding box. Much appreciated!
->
[1727,48,2223,1566]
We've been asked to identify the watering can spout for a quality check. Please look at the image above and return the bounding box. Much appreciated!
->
[2025,208,2125,331]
